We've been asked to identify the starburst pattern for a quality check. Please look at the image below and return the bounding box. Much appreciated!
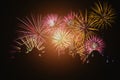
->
[85,35,105,55]
[43,14,62,27]
[52,27,73,55]
[17,15,47,43]
[64,12,77,27]
[75,11,98,35]
[11,1,115,63]
[90,1,115,29]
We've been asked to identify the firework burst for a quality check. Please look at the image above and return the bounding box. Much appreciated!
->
[43,14,63,35]
[13,36,44,53]
[85,35,105,55]
[90,1,115,29]
[18,15,47,43]
[12,15,47,54]
[52,27,73,55]
[75,11,98,34]
[64,12,77,27]
[73,11,98,59]
[43,14,63,27]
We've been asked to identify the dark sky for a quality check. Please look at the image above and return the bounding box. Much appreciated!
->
[1,0,120,80]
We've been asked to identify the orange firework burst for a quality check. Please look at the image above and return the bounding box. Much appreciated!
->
[90,1,115,29]
[75,11,98,34]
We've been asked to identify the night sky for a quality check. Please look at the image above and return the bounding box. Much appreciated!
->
[1,0,120,80]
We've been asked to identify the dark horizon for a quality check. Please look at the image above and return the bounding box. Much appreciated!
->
[1,0,120,80]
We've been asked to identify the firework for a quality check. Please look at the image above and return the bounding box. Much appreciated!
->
[11,1,115,63]
[85,35,105,55]
[13,36,44,53]
[43,14,64,36]
[68,32,84,57]
[64,12,77,27]
[52,27,73,55]
[75,11,98,34]
[90,1,115,29]
[63,12,84,57]
[74,11,98,51]
[73,11,98,60]
[76,35,105,63]
[13,37,34,53]
[43,14,63,28]
[18,15,47,43]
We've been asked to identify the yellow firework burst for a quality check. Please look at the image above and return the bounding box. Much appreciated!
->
[14,36,44,53]
[90,1,115,29]
[52,27,73,55]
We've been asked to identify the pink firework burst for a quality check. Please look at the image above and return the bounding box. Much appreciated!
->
[64,12,76,27]
[43,14,63,35]
[85,36,105,55]
[43,14,63,28]
[17,15,46,43]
